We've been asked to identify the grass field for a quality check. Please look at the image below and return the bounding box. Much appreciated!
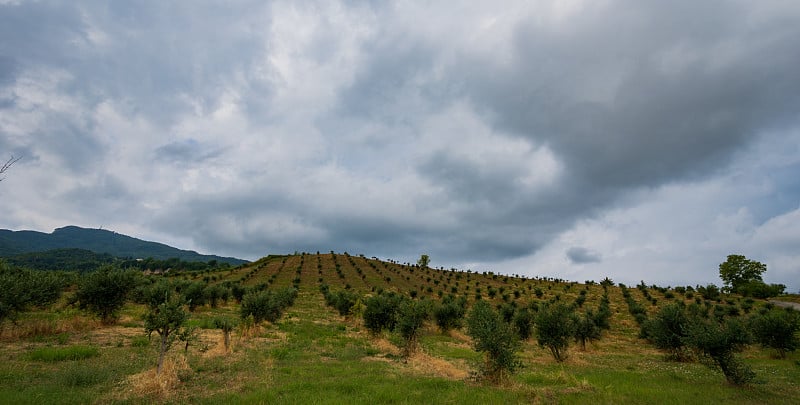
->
[1,253,798,404]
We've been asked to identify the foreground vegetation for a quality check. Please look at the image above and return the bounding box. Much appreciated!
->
[0,253,798,404]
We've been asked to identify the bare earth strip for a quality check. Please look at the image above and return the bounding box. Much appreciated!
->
[769,300,800,311]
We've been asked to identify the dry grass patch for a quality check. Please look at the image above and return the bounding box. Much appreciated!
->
[406,351,470,380]
[0,316,99,341]
[118,355,191,402]
[371,336,402,356]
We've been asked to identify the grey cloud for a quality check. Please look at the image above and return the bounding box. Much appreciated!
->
[467,1,800,190]
[566,247,602,264]
[155,139,225,166]
[2,1,800,290]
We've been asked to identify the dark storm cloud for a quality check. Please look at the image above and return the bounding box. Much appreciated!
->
[2,1,800,289]
[566,246,601,264]
[467,1,800,189]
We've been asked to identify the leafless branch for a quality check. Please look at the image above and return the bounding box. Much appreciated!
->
[0,155,21,181]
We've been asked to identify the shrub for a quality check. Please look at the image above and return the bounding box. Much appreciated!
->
[433,295,467,333]
[574,309,601,350]
[182,281,207,311]
[0,262,66,324]
[75,267,139,324]
[363,293,401,335]
[466,300,521,382]
[697,284,721,301]
[535,303,577,362]
[642,303,692,361]
[513,307,535,340]
[397,299,430,356]
[748,309,799,359]
[327,290,360,318]
[240,287,297,324]
[685,317,754,385]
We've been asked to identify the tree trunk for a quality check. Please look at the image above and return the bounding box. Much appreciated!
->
[157,333,167,375]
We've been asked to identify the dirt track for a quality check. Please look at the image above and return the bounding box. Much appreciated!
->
[769,300,800,311]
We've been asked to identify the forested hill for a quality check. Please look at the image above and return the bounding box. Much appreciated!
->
[0,226,248,266]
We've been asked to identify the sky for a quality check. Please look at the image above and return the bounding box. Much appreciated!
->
[1,0,799,291]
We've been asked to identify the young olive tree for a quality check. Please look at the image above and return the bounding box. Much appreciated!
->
[75,266,139,324]
[397,299,430,356]
[214,317,238,353]
[433,295,467,333]
[748,309,799,359]
[642,303,692,361]
[685,317,754,385]
[534,303,577,362]
[0,261,65,326]
[466,300,521,382]
[573,309,602,351]
[143,282,188,375]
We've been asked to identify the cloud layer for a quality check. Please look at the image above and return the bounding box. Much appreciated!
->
[2,1,799,290]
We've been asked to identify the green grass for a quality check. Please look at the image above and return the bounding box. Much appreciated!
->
[25,345,99,362]
[1,253,798,403]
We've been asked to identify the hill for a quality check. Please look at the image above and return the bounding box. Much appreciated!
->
[0,252,798,403]
[2,248,116,273]
[0,226,248,265]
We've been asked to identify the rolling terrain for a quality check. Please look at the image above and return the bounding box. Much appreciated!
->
[0,252,798,404]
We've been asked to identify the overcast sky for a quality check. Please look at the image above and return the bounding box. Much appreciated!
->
[2,1,799,291]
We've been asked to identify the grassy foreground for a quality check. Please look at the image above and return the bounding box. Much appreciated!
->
[1,254,799,404]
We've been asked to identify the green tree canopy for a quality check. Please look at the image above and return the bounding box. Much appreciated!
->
[417,254,430,269]
[719,255,766,293]
[75,266,140,324]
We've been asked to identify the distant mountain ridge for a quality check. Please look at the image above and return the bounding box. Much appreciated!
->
[0,226,248,265]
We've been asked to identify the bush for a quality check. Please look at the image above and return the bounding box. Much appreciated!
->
[363,293,402,335]
[513,307,535,340]
[738,281,786,299]
[433,295,467,333]
[75,267,140,324]
[182,282,207,311]
[466,300,521,382]
[325,290,360,317]
[748,309,799,359]
[642,303,692,361]
[574,309,601,350]
[697,284,721,301]
[0,262,66,324]
[535,303,577,362]
[685,317,754,385]
[240,287,297,324]
[397,299,430,356]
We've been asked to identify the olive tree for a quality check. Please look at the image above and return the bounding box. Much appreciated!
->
[534,303,577,362]
[466,300,521,382]
[396,299,430,356]
[0,261,65,326]
[642,303,692,361]
[143,282,188,375]
[685,317,754,385]
[749,309,799,359]
[75,267,139,324]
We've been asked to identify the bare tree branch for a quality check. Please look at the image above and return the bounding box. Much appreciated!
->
[0,155,21,181]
